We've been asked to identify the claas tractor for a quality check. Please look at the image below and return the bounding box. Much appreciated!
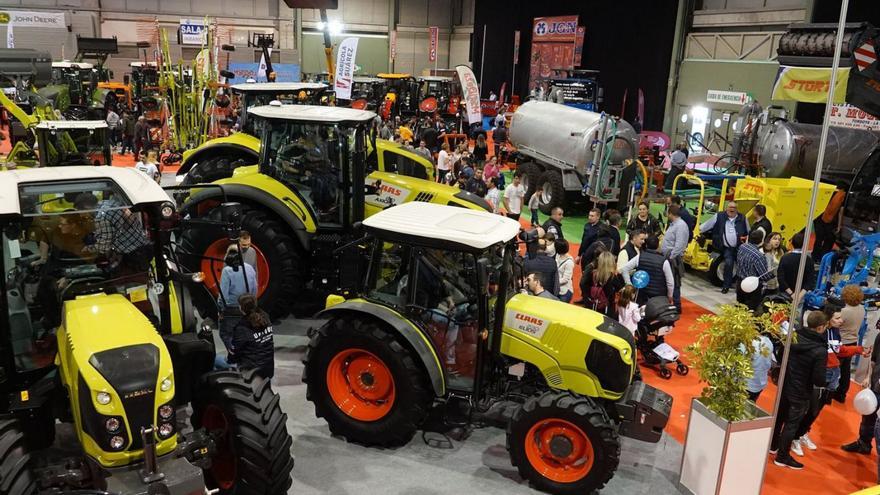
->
[2,120,111,170]
[176,81,329,182]
[176,104,490,320]
[303,202,672,495]
[0,166,294,494]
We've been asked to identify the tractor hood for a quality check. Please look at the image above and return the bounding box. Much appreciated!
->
[500,293,635,399]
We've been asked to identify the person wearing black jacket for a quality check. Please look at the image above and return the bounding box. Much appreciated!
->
[751,204,773,243]
[777,231,815,296]
[228,294,275,380]
[523,240,559,296]
[577,208,603,260]
[542,207,565,240]
[771,311,829,470]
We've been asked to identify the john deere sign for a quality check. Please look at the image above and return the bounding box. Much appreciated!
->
[0,10,66,28]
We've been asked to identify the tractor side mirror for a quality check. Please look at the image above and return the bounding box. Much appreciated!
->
[476,258,489,295]
[220,202,243,239]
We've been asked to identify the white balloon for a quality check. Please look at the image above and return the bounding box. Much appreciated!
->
[854,389,878,416]
[740,276,760,294]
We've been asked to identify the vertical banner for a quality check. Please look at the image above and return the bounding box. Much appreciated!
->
[256,47,271,80]
[528,15,579,91]
[513,30,521,64]
[334,37,359,100]
[389,29,397,61]
[574,26,585,66]
[5,21,12,49]
[456,64,482,124]
[429,26,439,62]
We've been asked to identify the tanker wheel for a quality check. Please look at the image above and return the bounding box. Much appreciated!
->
[191,370,294,495]
[508,391,620,495]
[538,170,565,215]
[181,157,245,186]
[178,204,302,319]
[518,162,543,204]
[708,255,725,287]
[0,419,38,495]
[303,316,432,447]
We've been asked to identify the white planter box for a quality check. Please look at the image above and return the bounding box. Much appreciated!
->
[678,398,774,495]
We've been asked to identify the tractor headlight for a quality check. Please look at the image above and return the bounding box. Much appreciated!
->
[160,377,172,392]
[96,391,112,405]
[109,435,126,450]
[191,271,205,283]
[105,417,120,433]
[157,422,175,439]
[159,404,174,419]
[160,202,175,218]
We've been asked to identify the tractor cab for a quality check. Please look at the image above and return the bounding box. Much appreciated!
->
[418,75,460,117]
[50,61,97,110]
[34,120,111,167]
[349,76,387,110]
[0,166,294,493]
[377,73,419,120]
[229,81,328,135]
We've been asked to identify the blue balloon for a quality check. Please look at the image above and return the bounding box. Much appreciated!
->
[632,270,650,289]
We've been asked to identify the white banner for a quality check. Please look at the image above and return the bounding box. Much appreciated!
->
[0,11,65,28]
[334,37,359,100]
[179,18,207,45]
[5,21,12,49]
[256,47,271,81]
[456,65,482,125]
[829,103,880,131]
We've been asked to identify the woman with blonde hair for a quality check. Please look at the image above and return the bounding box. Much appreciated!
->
[762,232,785,293]
[579,251,624,318]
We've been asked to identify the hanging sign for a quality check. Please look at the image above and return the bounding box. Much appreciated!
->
[706,89,751,105]
[829,103,880,131]
[528,15,579,90]
[429,26,439,62]
[0,10,65,28]
[771,65,849,103]
[179,18,207,45]
[334,37,359,100]
[513,30,521,64]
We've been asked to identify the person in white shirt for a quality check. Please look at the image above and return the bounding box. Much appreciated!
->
[555,239,574,303]
[135,149,161,183]
[436,142,452,183]
[616,285,641,335]
[503,174,525,221]
[485,177,502,213]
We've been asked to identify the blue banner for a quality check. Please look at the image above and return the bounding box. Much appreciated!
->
[228,63,301,83]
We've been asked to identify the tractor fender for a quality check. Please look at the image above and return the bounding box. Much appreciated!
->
[185,183,312,251]
[315,300,446,397]
[178,142,260,176]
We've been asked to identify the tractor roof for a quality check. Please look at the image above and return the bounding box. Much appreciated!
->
[230,82,327,93]
[0,166,170,216]
[353,76,384,83]
[248,104,377,124]
[420,76,452,82]
[35,120,108,130]
[52,60,94,69]
[362,202,521,250]
[377,73,412,79]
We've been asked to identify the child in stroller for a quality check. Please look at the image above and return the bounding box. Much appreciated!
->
[636,296,689,379]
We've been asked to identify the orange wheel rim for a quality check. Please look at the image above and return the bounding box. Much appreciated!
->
[524,418,594,483]
[326,348,396,422]
[200,239,270,298]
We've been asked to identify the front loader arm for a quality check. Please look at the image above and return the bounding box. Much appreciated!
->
[0,88,37,129]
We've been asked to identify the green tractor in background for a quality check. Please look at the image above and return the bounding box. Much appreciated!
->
[0,166,294,494]
[176,104,485,319]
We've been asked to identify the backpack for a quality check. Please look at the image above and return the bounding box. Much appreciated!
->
[586,270,609,313]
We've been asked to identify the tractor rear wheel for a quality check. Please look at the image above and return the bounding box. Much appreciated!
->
[181,157,244,186]
[191,369,294,495]
[538,170,565,215]
[518,162,543,203]
[708,255,725,287]
[178,204,302,319]
[303,316,432,446]
[508,391,620,495]
[0,419,38,495]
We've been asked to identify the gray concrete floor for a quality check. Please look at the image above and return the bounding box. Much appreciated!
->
[255,318,686,495]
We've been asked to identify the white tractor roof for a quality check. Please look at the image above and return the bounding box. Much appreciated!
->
[248,104,377,124]
[36,120,108,130]
[353,77,384,83]
[362,202,521,250]
[420,76,452,82]
[230,82,327,93]
[0,166,170,216]
[53,61,94,69]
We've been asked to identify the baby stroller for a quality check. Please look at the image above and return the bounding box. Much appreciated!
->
[636,296,689,379]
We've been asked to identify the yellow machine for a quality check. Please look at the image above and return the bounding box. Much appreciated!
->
[674,173,835,285]
[305,202,672,495]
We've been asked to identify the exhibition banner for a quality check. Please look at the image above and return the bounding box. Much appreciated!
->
[456,64,482,125]
[429,26,439,62]
[0,10,65,28]
[830,103,880,130]
[771,65,849,103]
[179,18,207,45]
[513,30,520,64]
[334,37,359,100]
[528,15,578,91]
[257,47,271,80]
[228,62,300,82]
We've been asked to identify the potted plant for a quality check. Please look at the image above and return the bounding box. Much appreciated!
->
[678,302,787,495]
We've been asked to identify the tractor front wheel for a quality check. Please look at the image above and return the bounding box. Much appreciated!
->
[538,170,565,215]
[708,255,726,287]
[0,419,38,495]
[303,316,432,446]
[191,369,294,495]
[518,162,542,204]
[508,391,620,495]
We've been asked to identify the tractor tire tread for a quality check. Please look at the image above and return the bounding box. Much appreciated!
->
[0,419,37,495]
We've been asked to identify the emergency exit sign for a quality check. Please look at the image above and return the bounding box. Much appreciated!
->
[707,89,751,105]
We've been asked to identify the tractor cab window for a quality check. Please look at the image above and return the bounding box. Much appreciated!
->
[411,248,479,389]
[380,150,428,179]
[264,122,352,226]
[364,241,412,309]
[38,126,109,167]
[481,243,510,333]
[4,181,159,372]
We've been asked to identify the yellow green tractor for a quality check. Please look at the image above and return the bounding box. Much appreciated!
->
[176,104,486,319]
[0,166,294,493]
[303,202,672,494]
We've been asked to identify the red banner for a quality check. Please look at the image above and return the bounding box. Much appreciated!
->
[429,26,438,62]
[574,26,585,66]
[529,15,579,90]
[513,30,521,65]
[390,29,397,61]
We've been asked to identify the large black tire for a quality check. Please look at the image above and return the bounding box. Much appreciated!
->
[537,169,565,215]
[303,316,432,447]
[178,204,302,319]
[0,419,38,495]
[517,162,543,203]
[181,157,245,186]
[508,392,620,495]
[191,370,294,495]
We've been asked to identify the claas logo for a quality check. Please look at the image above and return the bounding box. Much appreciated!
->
[379,184,402,196]
[515,313,544,326]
